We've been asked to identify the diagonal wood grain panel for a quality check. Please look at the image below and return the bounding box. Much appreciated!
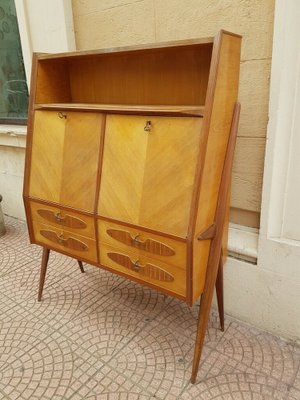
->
[98,115,202,237]
[139,117,202,236]
[29,111,102,212]
[29,111,65,202]
[60,112,103,211]
[98,115,148,223]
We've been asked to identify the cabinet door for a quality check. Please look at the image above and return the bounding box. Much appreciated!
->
[98,115,202,237]
[29,111,103,212]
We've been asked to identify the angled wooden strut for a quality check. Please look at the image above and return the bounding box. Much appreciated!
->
[197,223,224,330]
[191,102,241,383]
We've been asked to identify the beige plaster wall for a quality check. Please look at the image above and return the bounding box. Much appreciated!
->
[72,0,275,228]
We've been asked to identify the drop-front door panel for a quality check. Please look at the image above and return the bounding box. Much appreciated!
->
[29,111,103,212]
[98,115,202,237]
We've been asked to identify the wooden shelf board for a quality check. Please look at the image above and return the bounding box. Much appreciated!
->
[34,103,205,117]
[37,37,214,61]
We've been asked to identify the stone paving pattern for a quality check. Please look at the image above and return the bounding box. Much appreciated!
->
[0,216,300,399]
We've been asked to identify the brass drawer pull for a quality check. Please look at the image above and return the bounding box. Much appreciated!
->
[132,260,141,272]
[37,209,87,229]
[57,233,65,244]
[40,229,88,252]
[132,234,143,246]
[107,252,174,282]
[144,120,151,132]
[54,212,65,223]
[106,229,175,256]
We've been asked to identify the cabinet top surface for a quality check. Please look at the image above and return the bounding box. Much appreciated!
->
[36,31,241,61]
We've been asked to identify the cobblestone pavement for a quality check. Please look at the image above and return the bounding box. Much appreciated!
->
[0,216,300,399]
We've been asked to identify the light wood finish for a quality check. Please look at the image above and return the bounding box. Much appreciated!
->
[98,219,187,269]
[191,32,241,303]
[36,60,71,104]
[29,111,103,211]
[107,252,175,282]
[98,115,202,237]
[107,230,175,256]
[100,243,186,297]
[68,45,212,107]
[32,221,98,263]
[38,36,216,60]
[30,201,95,238]
[23,32,241,383]
[35,103,205,117]
[191,102,241,384]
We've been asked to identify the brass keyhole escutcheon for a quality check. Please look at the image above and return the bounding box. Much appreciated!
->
[144,120,151,132]
[58,112,67,119]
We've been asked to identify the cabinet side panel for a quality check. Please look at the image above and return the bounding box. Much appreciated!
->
[35,60,72,103]
[23,54,39,242]
[192,33,241,302]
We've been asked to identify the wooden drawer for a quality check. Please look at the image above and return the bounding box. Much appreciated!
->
[99,243,186,297]
[32,221,97,263]
[98,220,186,269]
[30,201,95,238]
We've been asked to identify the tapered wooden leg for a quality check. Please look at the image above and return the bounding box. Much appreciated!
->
[78,260,85,273]
[38,248,50,302]
[215,249,224,331]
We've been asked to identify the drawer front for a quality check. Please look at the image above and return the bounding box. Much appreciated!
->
[98,220,186,269]
[32,221,97,263]
[100,243,186,297]
[30,201,95,238]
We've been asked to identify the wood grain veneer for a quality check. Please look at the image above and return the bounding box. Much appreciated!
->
[98,115,202,237]
[23,31,241,383]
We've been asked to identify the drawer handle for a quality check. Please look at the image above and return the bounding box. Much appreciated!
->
[107,252,174,282]
[58,112,67,119]
[37,209,87,229]
[144,120,151,132]
[58,233,65,244]
[106,229,175,256]
[55,212,65,223]
[132,260,141,272]
[40,229,88,252]
[132,234,143,246]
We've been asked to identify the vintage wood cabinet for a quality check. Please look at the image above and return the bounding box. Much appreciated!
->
[23,30,241,382]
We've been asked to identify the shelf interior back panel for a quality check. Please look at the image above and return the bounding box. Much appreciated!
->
[35,44,213,106]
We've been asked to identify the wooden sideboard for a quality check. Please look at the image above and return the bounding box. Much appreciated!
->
[23,30,241,382]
